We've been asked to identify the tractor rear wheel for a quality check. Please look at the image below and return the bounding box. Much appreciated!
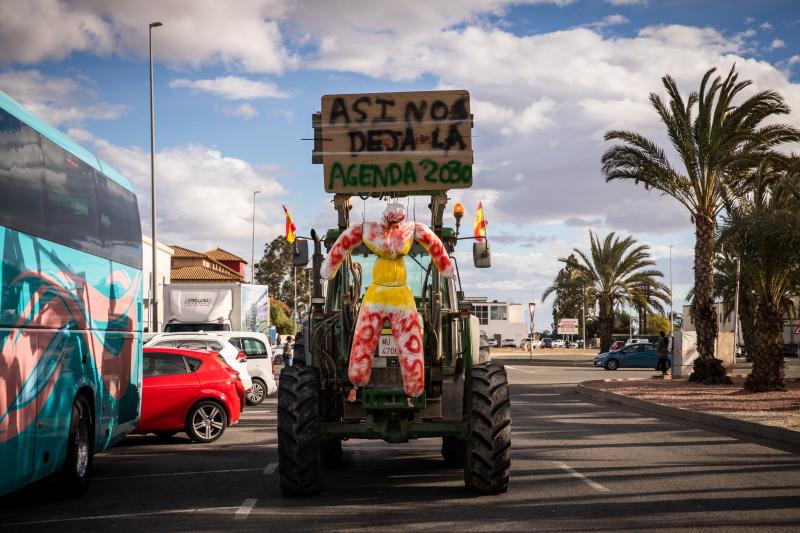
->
[278,365,322,496]
[464,363,511,494]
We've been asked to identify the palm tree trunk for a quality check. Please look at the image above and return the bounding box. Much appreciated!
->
[689,215,729,384]
[745,300,786,392]
[599,296,613,353]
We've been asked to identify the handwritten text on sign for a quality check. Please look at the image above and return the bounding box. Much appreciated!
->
[320,90,472,193]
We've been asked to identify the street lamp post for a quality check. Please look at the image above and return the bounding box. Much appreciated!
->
[148,21,162,333]
[669,244,674,338]
[733,257,741,361]
[251,190,260,284]
[582,285,586,350]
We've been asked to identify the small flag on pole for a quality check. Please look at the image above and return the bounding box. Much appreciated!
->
[473,201,487,242]
[283,205,296,243]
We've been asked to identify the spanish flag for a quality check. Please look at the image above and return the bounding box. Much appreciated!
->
[283,205,296,243]
[473,201,487,242]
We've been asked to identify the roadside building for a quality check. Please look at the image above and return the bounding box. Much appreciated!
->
[142,235,174,332]
[170,245,247,283]
[465,297,527,345]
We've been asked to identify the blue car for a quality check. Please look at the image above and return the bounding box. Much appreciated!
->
[593,343,671,370]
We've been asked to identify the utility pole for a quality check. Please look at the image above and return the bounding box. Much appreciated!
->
[148,21,162,333]
[250,190,260,284]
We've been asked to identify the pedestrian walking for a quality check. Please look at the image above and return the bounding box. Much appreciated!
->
[656,330,670,375]
[284,335,294,367]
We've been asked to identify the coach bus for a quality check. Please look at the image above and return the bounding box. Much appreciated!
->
[0,89,143,497]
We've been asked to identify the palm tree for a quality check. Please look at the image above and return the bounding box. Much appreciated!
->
[602,65,800,384]
[544,232,669,353]
[721,158,800,391]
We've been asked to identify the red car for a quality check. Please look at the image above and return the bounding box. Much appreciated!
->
[134,347,244,443]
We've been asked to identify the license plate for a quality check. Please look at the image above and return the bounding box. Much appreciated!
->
[378,335,398,357]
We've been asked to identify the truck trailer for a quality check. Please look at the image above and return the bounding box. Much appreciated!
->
[162,282,270,333]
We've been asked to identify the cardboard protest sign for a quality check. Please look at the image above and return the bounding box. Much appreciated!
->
[320,90,472,194]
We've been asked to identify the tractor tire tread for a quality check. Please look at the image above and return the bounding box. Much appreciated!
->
[464,363,512,495]
[278,365,322,497]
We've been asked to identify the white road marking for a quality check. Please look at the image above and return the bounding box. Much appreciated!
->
[505,365,539,374]
[235,498,257,520]
[94,467,262,480]
[263,462,278,474]
[3,506,241,526]
[552,461,609,492]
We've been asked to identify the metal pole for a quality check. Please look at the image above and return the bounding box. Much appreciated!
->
[582,285,586,350]
[148,21,162,333]
[733,257,741,362]
[669,245,674,338]
[251,190,260,283]
[293,266,297,325]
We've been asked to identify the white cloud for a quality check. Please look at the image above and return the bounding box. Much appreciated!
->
[66,127,95,142]
[789,55,800,65]
[760,21,772,30]
[223,103,259,120]
[93,139,285,257]
[586,14,629,29]
[745,17,755,25]
[169,76,289,100]
[605,0,646,5]
[770,38,785,49]
[271,108,295,123]
[0,69,126,127]
[0,0,295,73]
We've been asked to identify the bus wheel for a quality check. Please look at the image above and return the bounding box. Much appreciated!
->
[57,395,93,497]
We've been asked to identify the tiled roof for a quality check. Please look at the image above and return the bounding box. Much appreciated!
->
[171,266,242,282]
[170,245,207,259]
[205,247,246,263]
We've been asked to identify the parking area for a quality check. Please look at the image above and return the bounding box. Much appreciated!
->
[2,365,800,532]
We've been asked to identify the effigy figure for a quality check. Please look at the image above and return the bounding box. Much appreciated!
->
[320,203,455,399]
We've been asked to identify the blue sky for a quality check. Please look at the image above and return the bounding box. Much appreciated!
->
[1,0,799,330]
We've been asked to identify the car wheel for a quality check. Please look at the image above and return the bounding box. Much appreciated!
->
[155,431,177,440]
[56,395,93,497]
[247,378,267,406]
[605,359,619,371]
[186,401,228,443]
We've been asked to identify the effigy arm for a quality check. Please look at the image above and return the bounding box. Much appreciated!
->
[414,223,455,278]
[320,224,364,280]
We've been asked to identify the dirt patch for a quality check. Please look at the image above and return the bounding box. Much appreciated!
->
[584,377,800,431]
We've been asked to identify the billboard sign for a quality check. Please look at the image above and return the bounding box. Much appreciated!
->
[320,90,472,194]
[558,318,579,335]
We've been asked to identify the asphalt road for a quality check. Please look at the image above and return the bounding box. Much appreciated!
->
[2,364,799,532]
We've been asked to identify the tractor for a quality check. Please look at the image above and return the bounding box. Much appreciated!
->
[277,90,511,496]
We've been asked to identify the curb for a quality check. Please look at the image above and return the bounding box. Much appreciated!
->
[577,382,800,449]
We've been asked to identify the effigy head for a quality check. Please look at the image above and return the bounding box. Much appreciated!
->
[382,203,406,225]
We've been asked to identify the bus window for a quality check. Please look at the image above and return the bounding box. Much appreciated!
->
[42,136,103,257]
[98,175,142,268]
[0,108,45,237]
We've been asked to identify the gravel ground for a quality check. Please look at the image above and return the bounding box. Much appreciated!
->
[585,376,800,431]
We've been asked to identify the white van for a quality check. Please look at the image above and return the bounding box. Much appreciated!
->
[210,331,278,405]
